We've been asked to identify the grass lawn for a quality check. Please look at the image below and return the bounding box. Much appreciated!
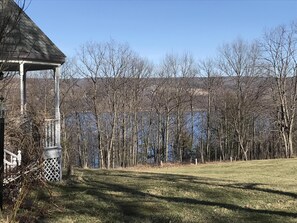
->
[18,158,297,223]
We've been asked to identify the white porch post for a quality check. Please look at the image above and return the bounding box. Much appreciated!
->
[54,66,62,180]
[19,62,26,115]
[54,66,61,148]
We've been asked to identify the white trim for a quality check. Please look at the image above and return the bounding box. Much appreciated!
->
[54,66,62,181]
[0,60,61,67]
[54,66,61,148]
[20,62,25,115]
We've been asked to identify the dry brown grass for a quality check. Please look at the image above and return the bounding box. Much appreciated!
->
[12,158,297,223]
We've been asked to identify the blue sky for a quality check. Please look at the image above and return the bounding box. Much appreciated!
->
[26,0,297,64]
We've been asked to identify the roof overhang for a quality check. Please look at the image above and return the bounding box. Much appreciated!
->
[0,60,62,72]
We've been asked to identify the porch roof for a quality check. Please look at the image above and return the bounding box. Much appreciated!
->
[0,0,66,71]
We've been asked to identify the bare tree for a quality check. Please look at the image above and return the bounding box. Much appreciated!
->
[76,42,105,168]
[219,38,262,161]
[199,59,217,162]
[126,57,152,165]
[153,53,197,163]
[261,23,297,158]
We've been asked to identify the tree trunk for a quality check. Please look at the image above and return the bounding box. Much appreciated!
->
[200,137,204,163]
[157,114,161,165]
[95,114,103,169]
[206,75,211,162]
[165,112,169,163]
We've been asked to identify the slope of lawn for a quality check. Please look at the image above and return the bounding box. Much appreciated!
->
[19,158,297,223]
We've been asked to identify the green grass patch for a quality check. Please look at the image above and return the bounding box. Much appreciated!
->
[19,158,297,222]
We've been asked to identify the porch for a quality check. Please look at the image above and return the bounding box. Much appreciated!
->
[0,0,66,182]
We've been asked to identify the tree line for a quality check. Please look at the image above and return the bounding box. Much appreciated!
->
[5,22,297,169]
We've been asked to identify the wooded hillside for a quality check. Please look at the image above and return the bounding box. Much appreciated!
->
[3,23,297,169]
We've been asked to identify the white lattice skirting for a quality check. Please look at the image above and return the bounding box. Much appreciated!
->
[44,157,61,181]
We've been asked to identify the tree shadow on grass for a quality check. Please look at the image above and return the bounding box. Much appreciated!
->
[55,182,182,223]
[224,183,297,199]
[78,175,297,222]
[107,169,297,200]
[37,169,297,223]
[102,169,297,200]
[91,180,297,218]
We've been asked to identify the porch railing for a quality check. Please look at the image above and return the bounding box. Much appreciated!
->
[44,119,58,148]
[4,149,21,169]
